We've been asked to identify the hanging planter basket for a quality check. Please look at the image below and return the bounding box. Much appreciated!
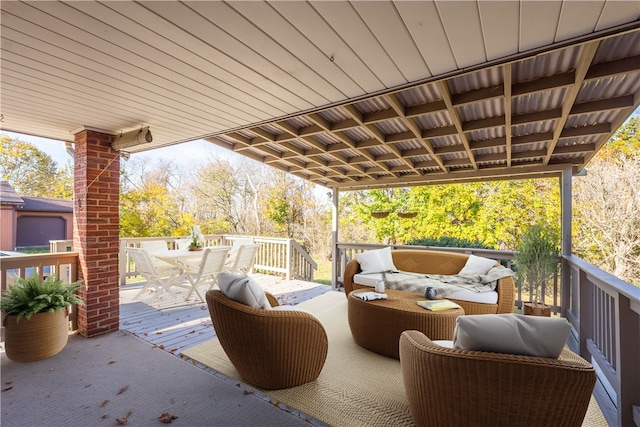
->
[398,212,417,219]
[371,211,390,219]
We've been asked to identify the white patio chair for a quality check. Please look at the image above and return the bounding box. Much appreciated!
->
[223,244,261,275]
[140,240,169,254]
[127,247,185,300]
[182,247,231,301]
[175,238,191,251]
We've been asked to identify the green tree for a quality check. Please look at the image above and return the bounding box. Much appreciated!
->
[264,171,309,238]
[120,159,192,237]
[0,135,72,198]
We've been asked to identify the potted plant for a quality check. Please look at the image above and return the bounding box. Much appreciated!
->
[188,234,203,251]
[514,225,559,316]
[188,225,204,251]
[1,274,83,362]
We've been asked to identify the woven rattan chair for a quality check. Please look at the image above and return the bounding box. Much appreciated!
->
[205,289,328,390]
[399,330,596,427]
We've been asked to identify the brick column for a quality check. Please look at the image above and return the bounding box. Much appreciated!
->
[73,129,120,337]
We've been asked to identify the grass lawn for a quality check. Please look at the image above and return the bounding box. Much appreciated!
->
[313,258,332,286]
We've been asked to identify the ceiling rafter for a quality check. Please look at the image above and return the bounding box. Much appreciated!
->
[503,64,513,167]
[199,30,640,190]
[299,118,378,181]
[545,40,600,165]
[436,80,477,171]
[385,93,448,173]
[340,104,399,178]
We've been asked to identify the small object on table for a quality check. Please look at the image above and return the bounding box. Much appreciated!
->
[425,286,438,300]
[375,280,385,293]
[352,291,387,301]
[417,299,461,311]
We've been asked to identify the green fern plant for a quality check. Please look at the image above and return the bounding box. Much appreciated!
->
[0,275,84,322]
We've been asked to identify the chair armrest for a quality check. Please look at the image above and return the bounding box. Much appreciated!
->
[265,291,279,307]
[343,259,361,296]
[495,275,516,314]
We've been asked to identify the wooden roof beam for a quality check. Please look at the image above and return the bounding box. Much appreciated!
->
[385,93,446,173]
[436,81,478,170]
[545,40,600,165]
[503,64,513,166]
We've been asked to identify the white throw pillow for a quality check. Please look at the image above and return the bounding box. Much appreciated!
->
[355,247,397,274]
[458,254,497,276]
[218,272,271,309]
[452,314,570,358]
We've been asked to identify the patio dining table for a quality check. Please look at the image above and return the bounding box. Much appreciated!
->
[152,247,232,301]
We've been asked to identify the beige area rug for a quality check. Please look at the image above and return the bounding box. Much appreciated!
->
[182,291,414,427]
[183,291,608,427]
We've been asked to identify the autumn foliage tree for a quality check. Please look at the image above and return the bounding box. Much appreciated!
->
[573,116,640,286]
[0,135,72,198]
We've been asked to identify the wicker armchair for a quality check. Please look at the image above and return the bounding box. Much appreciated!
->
[399,330,596,427]
[205,290,328,390]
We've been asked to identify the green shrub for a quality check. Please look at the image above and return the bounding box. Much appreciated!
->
[405,236,493,250]
[0,275,83,322]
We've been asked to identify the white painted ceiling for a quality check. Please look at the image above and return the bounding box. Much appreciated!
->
[1,1,639,188]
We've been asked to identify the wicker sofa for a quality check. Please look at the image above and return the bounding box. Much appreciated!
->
[205,289,328,389]
[343,249,515,315]
[399,330,596,426]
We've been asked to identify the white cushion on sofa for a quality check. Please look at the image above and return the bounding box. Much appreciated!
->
[352,272,499,304]
[218,272,271,309]
[458,255,497,276]
[452,314,570,358]
[355,247,397,274]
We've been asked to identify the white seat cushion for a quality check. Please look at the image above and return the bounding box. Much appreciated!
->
[352,272,498,304]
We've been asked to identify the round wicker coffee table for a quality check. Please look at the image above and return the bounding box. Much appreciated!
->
[348,289,464,359]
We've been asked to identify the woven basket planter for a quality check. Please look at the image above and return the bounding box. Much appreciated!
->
[371,211,390,219]
[398,212,417,218]
[4,308,69,363]
[523,302,551,317]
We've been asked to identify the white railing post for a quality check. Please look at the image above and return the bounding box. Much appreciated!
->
[285,239,292,281]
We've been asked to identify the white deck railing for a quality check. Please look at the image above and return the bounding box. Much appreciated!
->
[0,252,80,335]
[119,235,316,285]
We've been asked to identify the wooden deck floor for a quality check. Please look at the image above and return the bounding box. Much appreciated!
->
[119,274,333,357]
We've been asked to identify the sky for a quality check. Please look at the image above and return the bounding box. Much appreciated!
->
[3,131,231,168]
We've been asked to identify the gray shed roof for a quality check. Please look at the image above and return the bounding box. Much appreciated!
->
[19,197,73,213]
[0,181,24,206]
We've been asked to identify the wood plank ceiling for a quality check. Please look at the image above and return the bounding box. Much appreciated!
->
[1,1,640,189]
